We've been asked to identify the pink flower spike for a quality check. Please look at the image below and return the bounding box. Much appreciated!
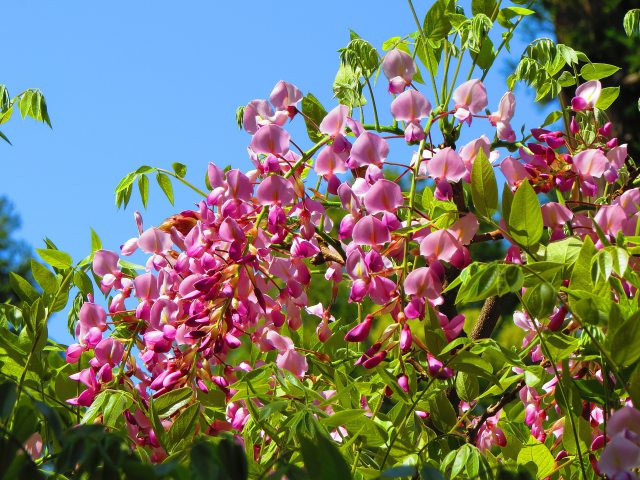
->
[319,105,349,137]
[363,179,404,214]
[572,80,601,111]
[453,79,488,117]
[269,81,302,110]
[381,49,416,93]
[350,132,389,167]
[250,124,291,155]
[256,175,295,205]
[427,147,466,183]
[390,90,432,122]
[572,148,608,179]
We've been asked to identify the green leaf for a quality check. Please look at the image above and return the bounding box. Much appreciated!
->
[9,273,39,303]
[428,394,457,432]
[423,0,454,41]
[172,162,187,178]
[523,283,556,319]
[508,180,543,249]
[455,372,480,402]
[167,402,200,449]
[580,63,620,81]
[103,390,133,428]
[517,437,555,479]
[595,86,620,110]
[301,93,328,143]
[31,260,58,294]
[90,228,102,253]
[138,174,149,208]
[623,9,640,37]
[36,248,73,269]
[611,311,640,366]
[156,172,174,205]
[562,417,591,457]
[470,148,498,218]
[73,270,94,297]
[153,387,193,418]
[541,110,563,127]
[472,0,497,17]
[299,432,351,480]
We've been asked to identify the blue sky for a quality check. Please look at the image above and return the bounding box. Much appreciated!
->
[2,1,554,343]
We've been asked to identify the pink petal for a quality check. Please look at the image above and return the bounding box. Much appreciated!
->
[453,79,488,114]
[390,90,431,122]
[573,149,609,178]
[319,105,349,137]
[363,179,404,213]
[256,175,295,205]
[427,147,466,182]
[269,80,302,110]
[352,215,391,246]
[250,124,291,155]
[350,132,389,167]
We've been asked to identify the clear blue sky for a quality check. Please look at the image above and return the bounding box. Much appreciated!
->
[2,1,554,343]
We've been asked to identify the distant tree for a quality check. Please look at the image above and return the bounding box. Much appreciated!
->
[540,0,640,161]
[0,196,32,303]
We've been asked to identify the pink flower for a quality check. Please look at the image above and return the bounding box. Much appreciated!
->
[256,175,295,205]
[390,90,431,141]
[489,92,516,142]
[76,302,107,348]
[572,148,609,179]
[476,412,507,451]
[541,203,573,230]
[404,266,443,303]
[571,80,601,111]
[319,105,349,137]
[349,132,389,168]
[381,49,416,93]
[250,124,291,155]
[501,156,530,190]
[363,179,404,214]
[352,215,391,246]
[269,80,302,110]
[265,330,308,378]
[427,147,467,183]
[453,79,488,123]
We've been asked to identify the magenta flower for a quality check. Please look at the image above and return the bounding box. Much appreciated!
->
[571,80,601,111]
[256,175,295,205]
[76,302,107,348]
[452,79,488,123]
[476,412,507,451]
[381,49,416,93]
[344,315,373,342]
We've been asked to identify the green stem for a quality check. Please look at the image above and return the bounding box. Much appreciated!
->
[407,0,440,105]
[364,77,380,131]
[157,168,208,197]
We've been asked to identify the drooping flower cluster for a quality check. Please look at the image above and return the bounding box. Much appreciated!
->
[62,45,640,471]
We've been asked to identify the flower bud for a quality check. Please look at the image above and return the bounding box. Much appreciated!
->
[344,315,373,342]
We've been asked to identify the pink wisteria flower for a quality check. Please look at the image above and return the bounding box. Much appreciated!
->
[489,91,516,142]
[381,48,416,93]
[452,79,488,123]
[390,90,432,142]
[571,80,602,111]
